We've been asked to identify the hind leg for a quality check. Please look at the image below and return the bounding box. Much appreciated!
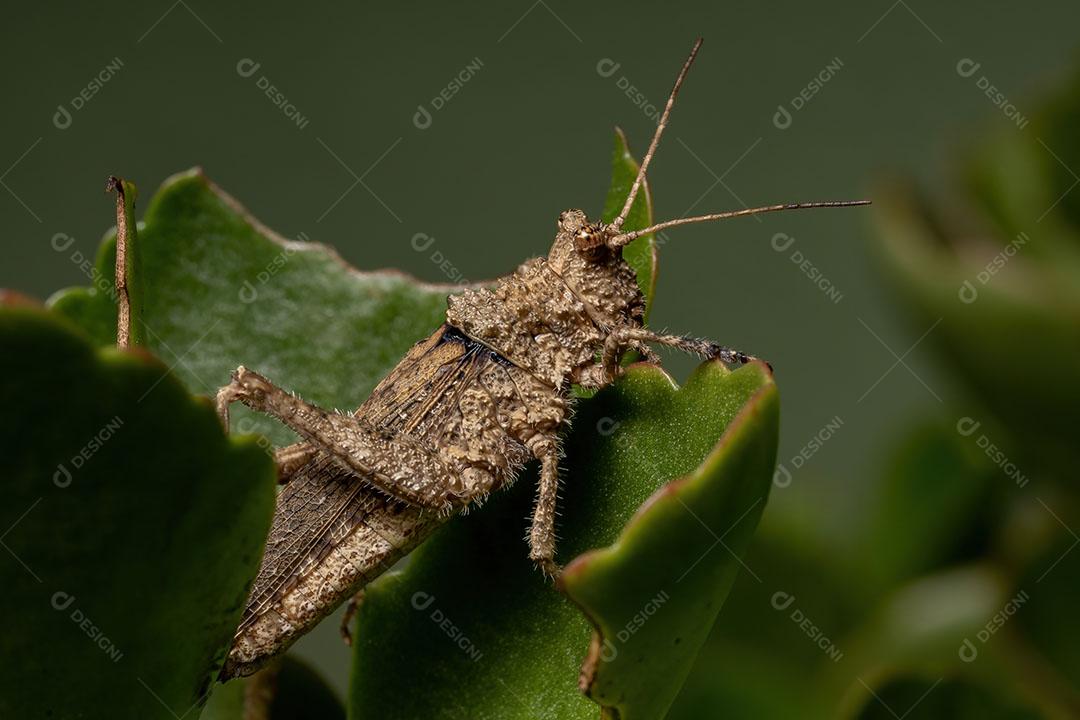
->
[216,366,458,510]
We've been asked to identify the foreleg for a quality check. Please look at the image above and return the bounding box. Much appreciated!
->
[602,327,769,381]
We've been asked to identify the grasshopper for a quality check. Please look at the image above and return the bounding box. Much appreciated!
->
[199,38,869,679]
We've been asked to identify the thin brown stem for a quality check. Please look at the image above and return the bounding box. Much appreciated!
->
[108,176,133,349]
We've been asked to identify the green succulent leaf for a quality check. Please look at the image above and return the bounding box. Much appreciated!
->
[561,364,777,717]
[0,305,276,719]
[347,361,778,720]
[603,126,658,316]
[664,532,853,720]
[49,168,459,448]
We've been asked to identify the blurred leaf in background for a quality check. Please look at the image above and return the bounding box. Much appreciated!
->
[667,48,1080,720]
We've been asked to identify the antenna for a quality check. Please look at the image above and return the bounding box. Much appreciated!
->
[610,37,703,232]
[608,200,872,248]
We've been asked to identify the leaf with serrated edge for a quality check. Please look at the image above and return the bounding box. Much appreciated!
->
[348,361,777,719]
[563,363,778,718]
[49,129,655,447]
[0,305,276,719]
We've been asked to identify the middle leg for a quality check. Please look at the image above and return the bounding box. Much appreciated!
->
[526,434,562,577]
[274,442,315,484]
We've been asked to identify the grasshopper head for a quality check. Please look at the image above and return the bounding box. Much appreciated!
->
[541,42,868,330]
[547,209,646,326]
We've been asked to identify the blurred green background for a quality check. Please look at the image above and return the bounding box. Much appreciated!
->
[4,1,1079,717]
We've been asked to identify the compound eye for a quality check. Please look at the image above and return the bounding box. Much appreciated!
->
[573,224,609,260]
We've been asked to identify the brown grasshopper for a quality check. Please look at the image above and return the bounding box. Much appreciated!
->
[206,38,868,679]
